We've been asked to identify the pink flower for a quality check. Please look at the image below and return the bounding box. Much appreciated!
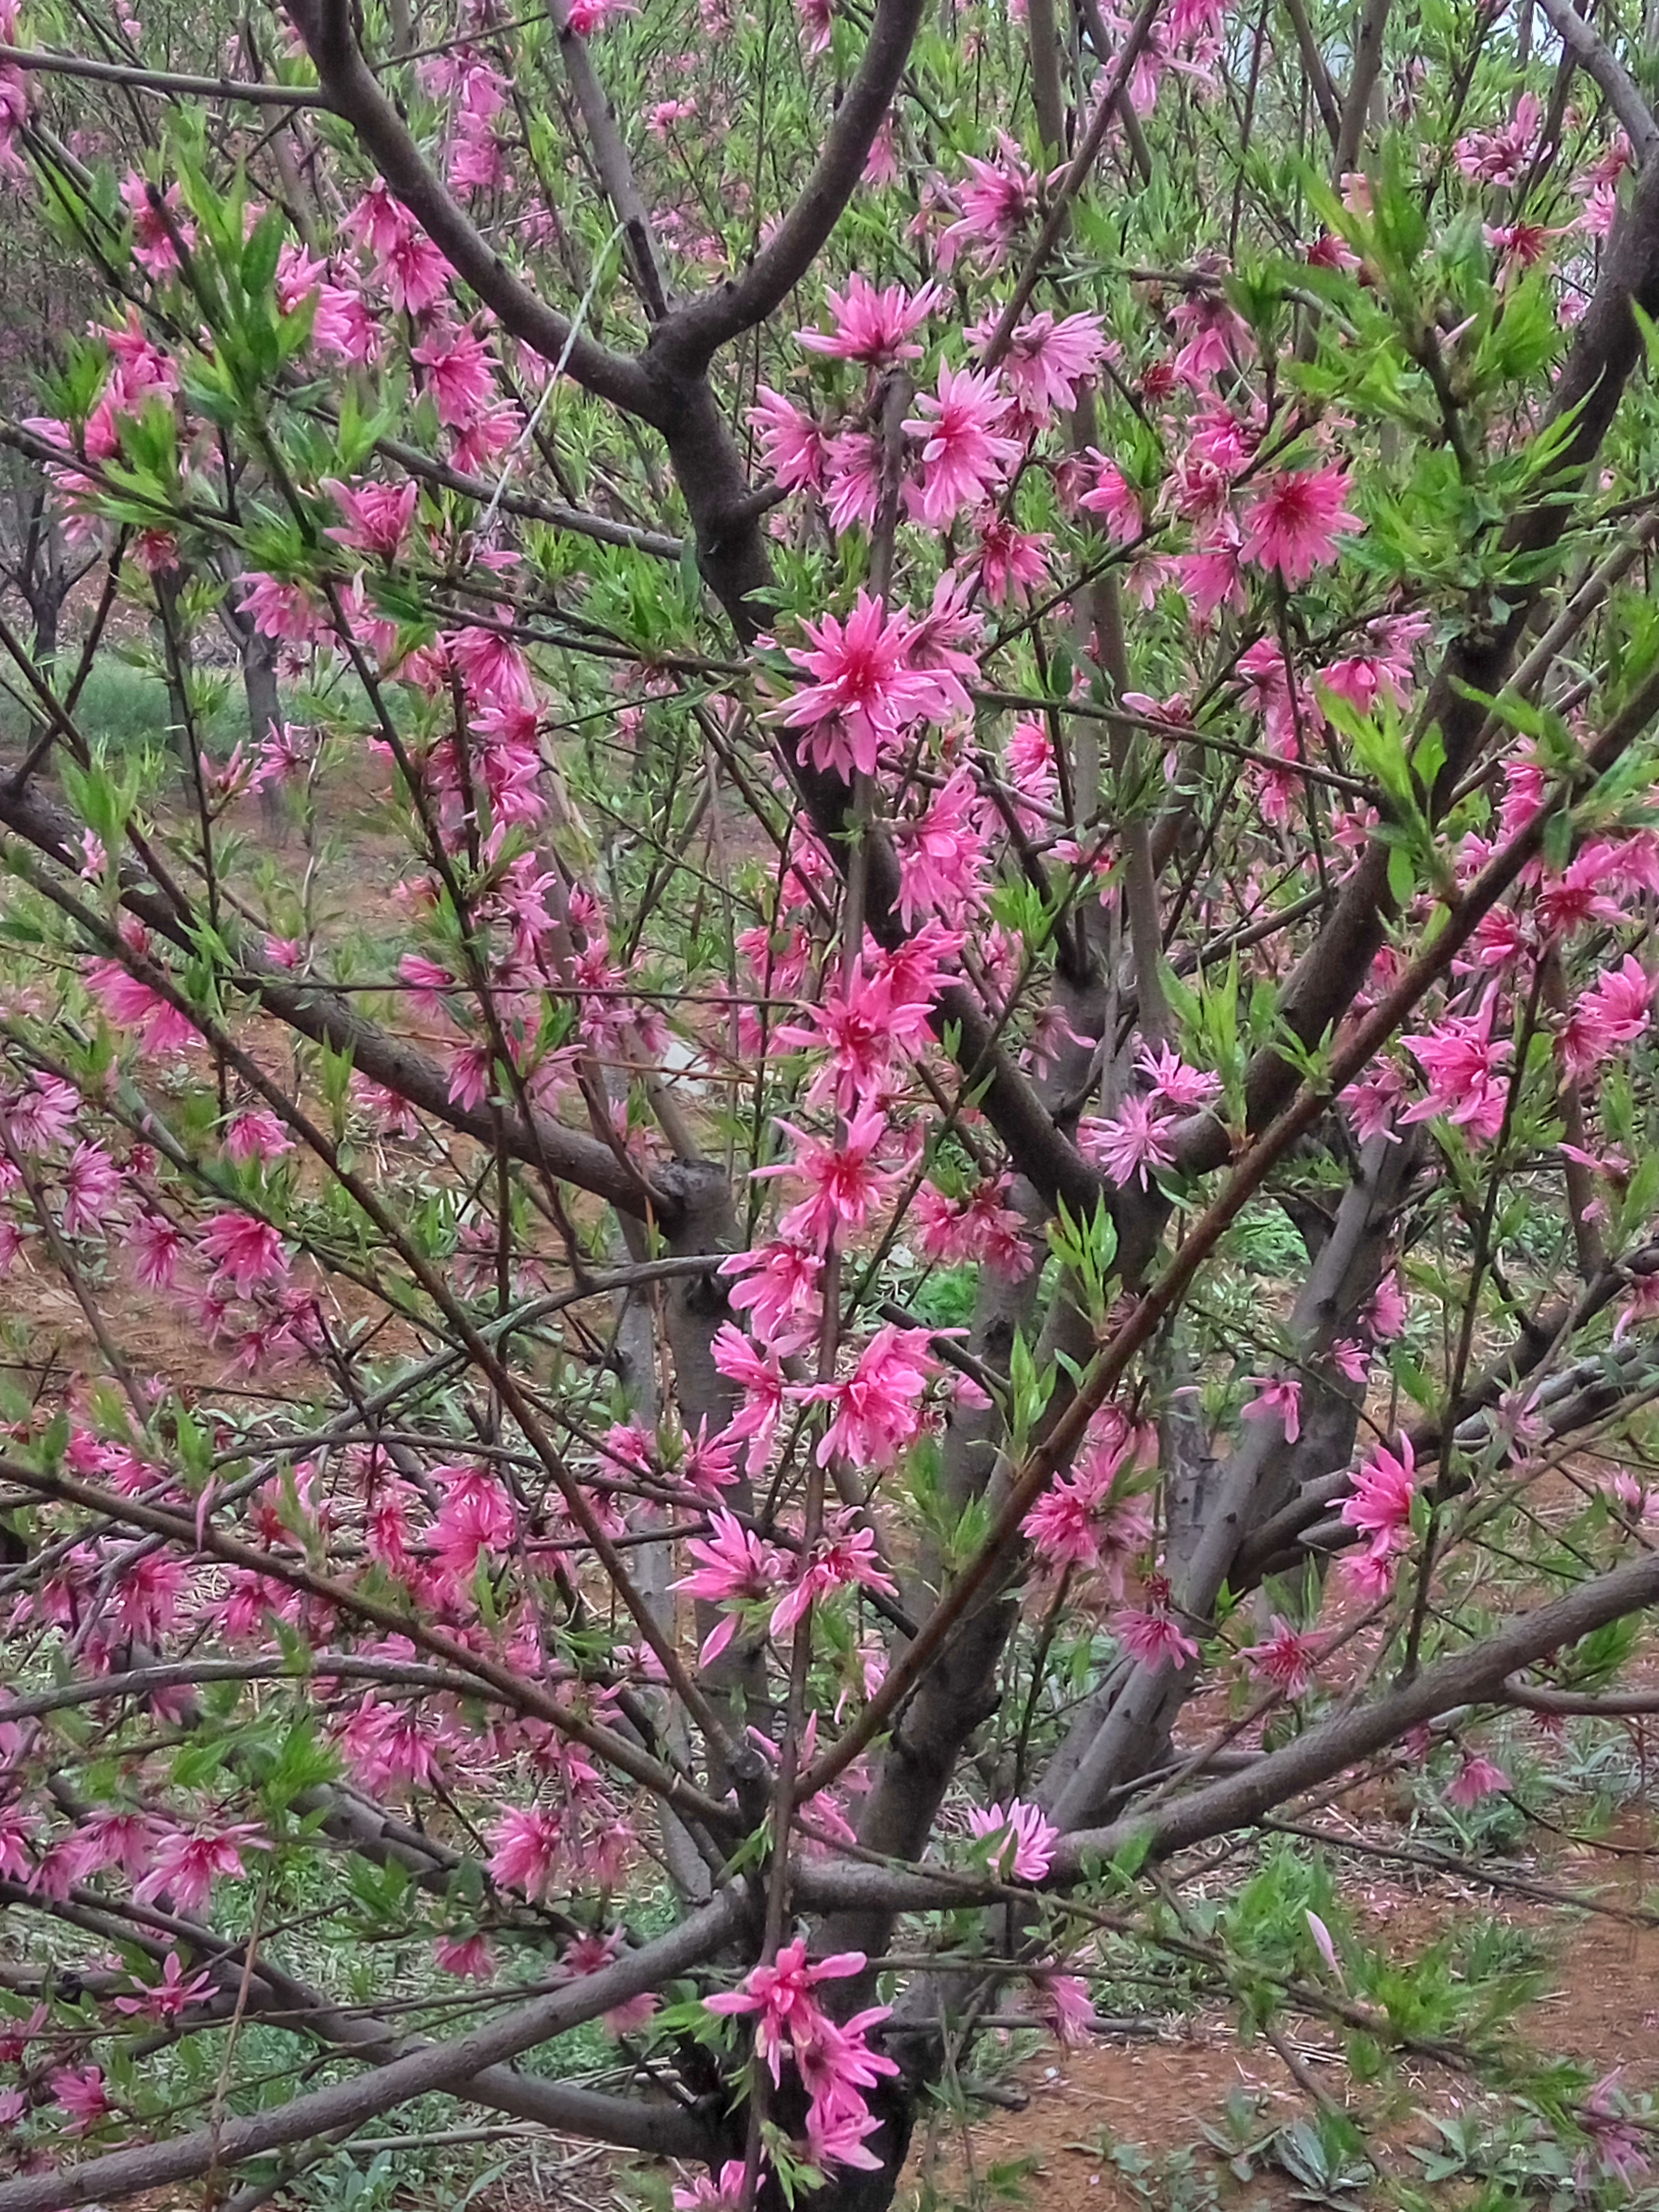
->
[778,591,937,781]
[939,133,1040,267]
[199,1209,289,1296]
[674,2162,748,2212]
[59,1142,123,1236]
[893,768,990,927]
[973,514,1052,606]
[1239,1615,1323,1699]
[904,363,1021,528]
[1078,452,1143,543]
[712,1324,787,1476]
[748,387,829,493]
[111,1952,216,2020]
[488,1806,563,1895]
[965,1798,1057,1882]
[223,1109,293,1164]
[757,1101,899,1251]
[435,1932,497,1979]
[128,1211,184,1289]
[236,571,321,644]
[811,1326,938,1472]
[703,1938,865,2085]
[721,1239,823,1356]
[324,477,418,560]
[1239,465,1360,586]
[1445,1751,1509,1807]
[770,1513,899,1637]
[1242,1375,1302,1443]
[1078,1094,1175,1188]
[135,1822,267,1911]
[1037,1971,1098,2047]
[1112,1575,1200,1670]
[1579,2070,1653,2189]
[87,942,199,1057]
[1401,1001,1511,1144]
[994,309,1107,420]
[1562,954,1653,1079]
[798,273,941,367]
[674,1511,785,1665]
[51,2065,109,2131]
[382,229,453,315]
[1341,1435,1416,1557]
[1137,1044,1221,1111]
[411,321,497,430]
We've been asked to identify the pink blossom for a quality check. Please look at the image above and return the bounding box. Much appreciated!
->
[674,2162,748,2212]
[757,1101,899,1251]
[4,1073,78,1154]
[993,309,1107,419]
[111,1951,216,2020]
[135,1822,268,1911]
[939,133,1040,268]
[749,387,829,493]
[199,1209,289,1296]
[1112,1575,1200,1670]
[1579,2070,1653,2189]
[712,1323,788,1476]
[721,1239,823,1355]
[488,1805,564,1895]
[1239,465,1360,586]
[128,1212,184,1289]
[1445,1751,1509,1807]
[87,943,200,1057]
[770,1513,900,1636]
[778,590,938,780]
[411,321,497,429]
[965,1797,1057,1881]
[810,1326,937,1472]
[1078,1094,1175,1188]
[798,273,941,367]
[904,363,1022,527]
[674,1511,784,1664]
[1401,1001,1511,1143]
[893,767,990,927]
[1341,1435,1416,1559]
[1239,1615,1323,1699]
[1137,1044,1221,1112]
[59,1142,123,1236]
[705,1937,865,2081]
[434,1931,497,1980]
[1242,1375,1302,1443]
[223,1109,293,1165]
[1078,451,1143,544]
[1036,1971,1098,2047]
[324,478,418,560]
[974,514,1053,606]
[51,2065,109,2131]
[236,571,321,644]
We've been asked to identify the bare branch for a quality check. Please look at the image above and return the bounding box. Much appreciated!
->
[0,41,334,103]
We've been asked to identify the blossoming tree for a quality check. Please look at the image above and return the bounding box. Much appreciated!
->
[0,0,1656,2198]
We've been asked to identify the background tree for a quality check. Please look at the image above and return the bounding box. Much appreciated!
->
[0,0,1652,2204]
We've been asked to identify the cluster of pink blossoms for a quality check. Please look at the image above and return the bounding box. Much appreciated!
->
[706,1940,899,2172]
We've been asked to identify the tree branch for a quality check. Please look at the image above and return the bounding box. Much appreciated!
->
[281,0,659,421]
[1532,0,1659,156]
[0,1889,750,2211]
[648,0,926,370]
